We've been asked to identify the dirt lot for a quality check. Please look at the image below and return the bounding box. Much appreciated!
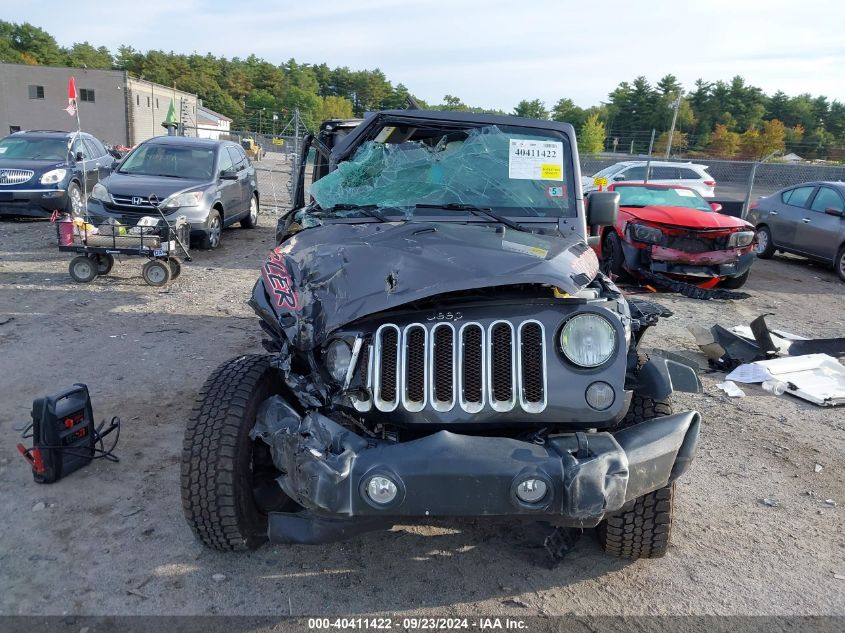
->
[0,193,843,616]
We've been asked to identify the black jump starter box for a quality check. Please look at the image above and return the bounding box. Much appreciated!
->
[17,384,95,484]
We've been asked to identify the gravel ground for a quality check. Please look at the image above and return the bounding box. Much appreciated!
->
[0,191,843,617]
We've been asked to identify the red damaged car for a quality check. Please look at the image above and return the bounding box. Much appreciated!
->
[595,183,756,289]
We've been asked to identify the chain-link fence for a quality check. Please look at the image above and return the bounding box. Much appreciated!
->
[581,154,845,214]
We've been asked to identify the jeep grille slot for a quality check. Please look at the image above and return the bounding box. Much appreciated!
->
[368,320,545,414]
[351,342,373,412]
[489,321,516,411]
[459,323,484,413]
[518,321,547,413]
[402,325,427,412]
[431,323,456,411]
[374,324,400,411]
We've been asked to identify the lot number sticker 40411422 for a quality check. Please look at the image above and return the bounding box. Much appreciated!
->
[508,139,564,180]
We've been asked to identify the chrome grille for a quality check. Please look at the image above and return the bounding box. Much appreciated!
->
[364,320,547,414]
[110,194,156,212]
[0,169,34,185]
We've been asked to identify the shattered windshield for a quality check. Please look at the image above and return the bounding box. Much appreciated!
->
[308,125,575,218]
[616,184,712,211]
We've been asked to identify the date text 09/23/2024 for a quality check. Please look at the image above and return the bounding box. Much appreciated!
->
[308,617,528,630]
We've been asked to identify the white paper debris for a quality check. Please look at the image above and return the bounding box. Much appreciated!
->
[717,381,746,397]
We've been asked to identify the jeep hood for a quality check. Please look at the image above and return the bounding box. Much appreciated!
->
[626,205,751,230]
[253,221,599,350]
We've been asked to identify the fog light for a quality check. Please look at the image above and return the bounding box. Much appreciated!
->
[515,478,547,503]
[366,476,398,505]
[585,381,615,410]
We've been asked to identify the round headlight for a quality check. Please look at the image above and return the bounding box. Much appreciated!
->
[324,339,352,382]
[559,314,617,367]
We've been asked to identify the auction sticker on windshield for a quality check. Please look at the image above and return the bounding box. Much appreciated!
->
[508,139,563,180]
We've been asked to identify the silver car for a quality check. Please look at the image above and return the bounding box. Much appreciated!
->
[87,136,259,249]
[748,181,845,281]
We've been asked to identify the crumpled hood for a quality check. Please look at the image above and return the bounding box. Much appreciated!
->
[627,205,751,230]
[255,221,599,349]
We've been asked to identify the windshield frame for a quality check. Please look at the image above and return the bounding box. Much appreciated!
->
[304,121,579,221]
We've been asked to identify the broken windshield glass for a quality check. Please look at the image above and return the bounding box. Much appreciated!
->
[308,125,575,218]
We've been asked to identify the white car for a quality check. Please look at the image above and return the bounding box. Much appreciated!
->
[582,161,716,198]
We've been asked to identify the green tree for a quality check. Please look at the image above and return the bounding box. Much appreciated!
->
[65,42,113,68]
[579,114,606,154]
[653,131,689,156]
[317,95,354,121]
[706,124,741,158]
[513,99,548,120]
[551,98,586,128]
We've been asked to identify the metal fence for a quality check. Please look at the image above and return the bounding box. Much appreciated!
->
[581,154,845,204]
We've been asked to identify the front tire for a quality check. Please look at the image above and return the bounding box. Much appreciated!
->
[597,484,675,559]
[755,226,775,259]
[598,357,675,559]
[836,246,845,282]
[181,354,294,551]
[65,181,84,216]
[201,209,222,250]
[601,230,627,279]
[719,269,749,289]
[240,195,259,228]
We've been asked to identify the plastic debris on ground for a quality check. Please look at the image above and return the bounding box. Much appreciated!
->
[717,381,746,397]
[761,497,780,507]
[724,354,845,407]
[691,314,845,371]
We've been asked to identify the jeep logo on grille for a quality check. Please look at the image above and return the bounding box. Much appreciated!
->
[131,196,143,206]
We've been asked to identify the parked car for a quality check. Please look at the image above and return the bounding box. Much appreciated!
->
[747,181,845,281]
[582,160,716,198]
[87,136,259,249]
[595,183,756,288]
[0,129,115,218]
[180,110,703,562]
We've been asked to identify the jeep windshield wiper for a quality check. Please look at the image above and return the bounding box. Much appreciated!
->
[314,203,389,223]
[414,203,528,233]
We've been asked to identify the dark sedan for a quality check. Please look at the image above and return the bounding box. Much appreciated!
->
[747,181,845,281]
[87,136,259,249]
[0,130,114,217]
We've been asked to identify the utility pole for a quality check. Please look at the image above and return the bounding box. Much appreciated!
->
[293,108,301,171]
[644,129,656,183]
[665,92,682,159]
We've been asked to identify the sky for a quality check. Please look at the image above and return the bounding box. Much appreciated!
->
[8,0,845,111]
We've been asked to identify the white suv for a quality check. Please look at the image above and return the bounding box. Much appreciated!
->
[582,161,716,198]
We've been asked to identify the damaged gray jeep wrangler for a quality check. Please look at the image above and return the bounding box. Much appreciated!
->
[181,110,702,560]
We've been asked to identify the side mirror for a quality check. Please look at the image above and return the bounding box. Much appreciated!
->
[587,191,619,227]
[613,175,626,182]
[75,151,84,162]
[219,169,238,180]
[710,202,723,213]
[824,207,845,218]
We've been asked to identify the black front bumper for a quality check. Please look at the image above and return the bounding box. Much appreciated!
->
[252,398,701,544]
[0,189,67,217]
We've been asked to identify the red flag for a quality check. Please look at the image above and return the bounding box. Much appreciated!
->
[65,76,77,117]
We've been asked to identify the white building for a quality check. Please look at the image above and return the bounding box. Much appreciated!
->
[196,104,232,140]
